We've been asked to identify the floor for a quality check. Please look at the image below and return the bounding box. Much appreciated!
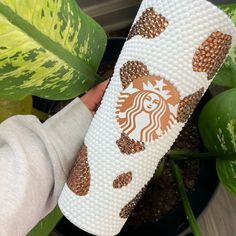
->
[179,184,236,236]
[196,184,236,236]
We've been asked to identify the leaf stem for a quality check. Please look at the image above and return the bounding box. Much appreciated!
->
[170,160,202,236]
[168,149,236,161]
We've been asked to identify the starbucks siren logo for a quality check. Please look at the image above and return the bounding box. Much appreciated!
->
[116,76,180,143]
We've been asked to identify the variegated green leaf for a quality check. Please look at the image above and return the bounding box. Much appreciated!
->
[198,89,236,196]
[213,3,236,88]
[220,3,236,21]
[0,0,107,100]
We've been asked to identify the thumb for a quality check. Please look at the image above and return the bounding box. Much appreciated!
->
[81,80,109,113]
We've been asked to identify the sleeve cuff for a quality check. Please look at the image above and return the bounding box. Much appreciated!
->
[43,98,93,176]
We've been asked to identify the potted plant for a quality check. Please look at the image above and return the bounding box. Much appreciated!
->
[0,1,236,236]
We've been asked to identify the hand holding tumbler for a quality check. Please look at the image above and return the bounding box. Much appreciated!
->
[59,0,236,235]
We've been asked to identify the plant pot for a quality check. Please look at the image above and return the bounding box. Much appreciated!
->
[45,38,218,236]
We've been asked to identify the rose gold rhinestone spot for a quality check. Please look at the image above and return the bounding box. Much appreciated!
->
[193,31,232,80]
[177,88,204,123]
[120,61,149,89]
[113,172,133,189]
[116,133,145,155]
[120,187,146,219]
[67,144,90,196]
[128,7,169,40]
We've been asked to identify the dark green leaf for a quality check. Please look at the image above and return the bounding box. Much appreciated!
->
[213,55,236,88]
[198,88,236,196]
[170,161,202,236]
[219,3,236,20]
[154,159,165,177]
[27,206,63,236]
[213,3,236,88]
[216,160,236,196]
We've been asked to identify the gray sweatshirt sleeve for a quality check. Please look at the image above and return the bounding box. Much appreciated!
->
[0,98,92,236]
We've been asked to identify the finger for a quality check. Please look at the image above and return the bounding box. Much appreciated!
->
[81,79,110,113]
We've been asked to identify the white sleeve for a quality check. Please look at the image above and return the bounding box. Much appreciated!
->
[0,98,92,236]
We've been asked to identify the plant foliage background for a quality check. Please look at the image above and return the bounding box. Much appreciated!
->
[0,0,107,101]
[199,3,236,197]
[1,1,236,236]
[0,0,107,235]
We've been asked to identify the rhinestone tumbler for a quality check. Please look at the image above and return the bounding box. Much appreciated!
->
[59,0,236,235]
